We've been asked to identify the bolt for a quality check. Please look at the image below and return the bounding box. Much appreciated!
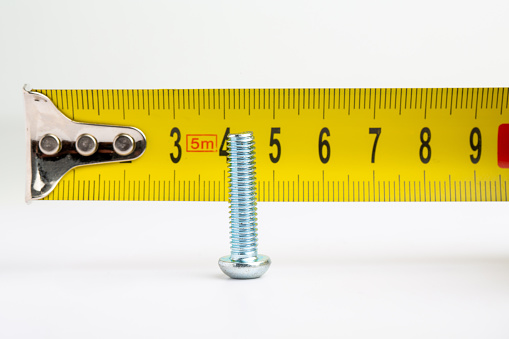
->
[218,132,271,279]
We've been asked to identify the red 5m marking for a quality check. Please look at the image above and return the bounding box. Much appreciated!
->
[186,134,218,153]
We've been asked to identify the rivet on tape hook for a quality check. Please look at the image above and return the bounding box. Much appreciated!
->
[23,85,147,201]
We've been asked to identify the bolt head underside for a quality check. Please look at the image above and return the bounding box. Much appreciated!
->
[218,255,271,279]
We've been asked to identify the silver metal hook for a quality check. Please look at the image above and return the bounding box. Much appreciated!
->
[23,86,147,201]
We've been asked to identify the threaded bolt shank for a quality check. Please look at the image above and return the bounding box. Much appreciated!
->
[228,132,258,262]
[218,132,271,279]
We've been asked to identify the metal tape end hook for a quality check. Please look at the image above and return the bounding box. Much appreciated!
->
[24,86,147,201]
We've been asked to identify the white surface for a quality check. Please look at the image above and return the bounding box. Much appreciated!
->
[1,1,509,338]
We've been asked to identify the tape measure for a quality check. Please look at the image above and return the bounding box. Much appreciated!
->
[28,87,509,202]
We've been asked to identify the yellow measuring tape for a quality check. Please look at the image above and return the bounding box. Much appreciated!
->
[33,88,509,202]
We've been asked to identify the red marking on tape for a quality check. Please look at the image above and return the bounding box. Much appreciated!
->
[498,124,509,168]
[186,134,218,152]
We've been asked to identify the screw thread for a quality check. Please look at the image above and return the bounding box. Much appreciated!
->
[227,132,258,262]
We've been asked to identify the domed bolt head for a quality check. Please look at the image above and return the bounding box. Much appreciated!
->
[218,255,271,279]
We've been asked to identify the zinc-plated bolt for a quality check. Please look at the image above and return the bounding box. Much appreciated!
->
[218,132,271,279]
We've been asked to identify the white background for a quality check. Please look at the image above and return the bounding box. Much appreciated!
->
[1,0,509,338]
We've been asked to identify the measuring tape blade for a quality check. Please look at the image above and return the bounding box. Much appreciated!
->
[27,87,509,202]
